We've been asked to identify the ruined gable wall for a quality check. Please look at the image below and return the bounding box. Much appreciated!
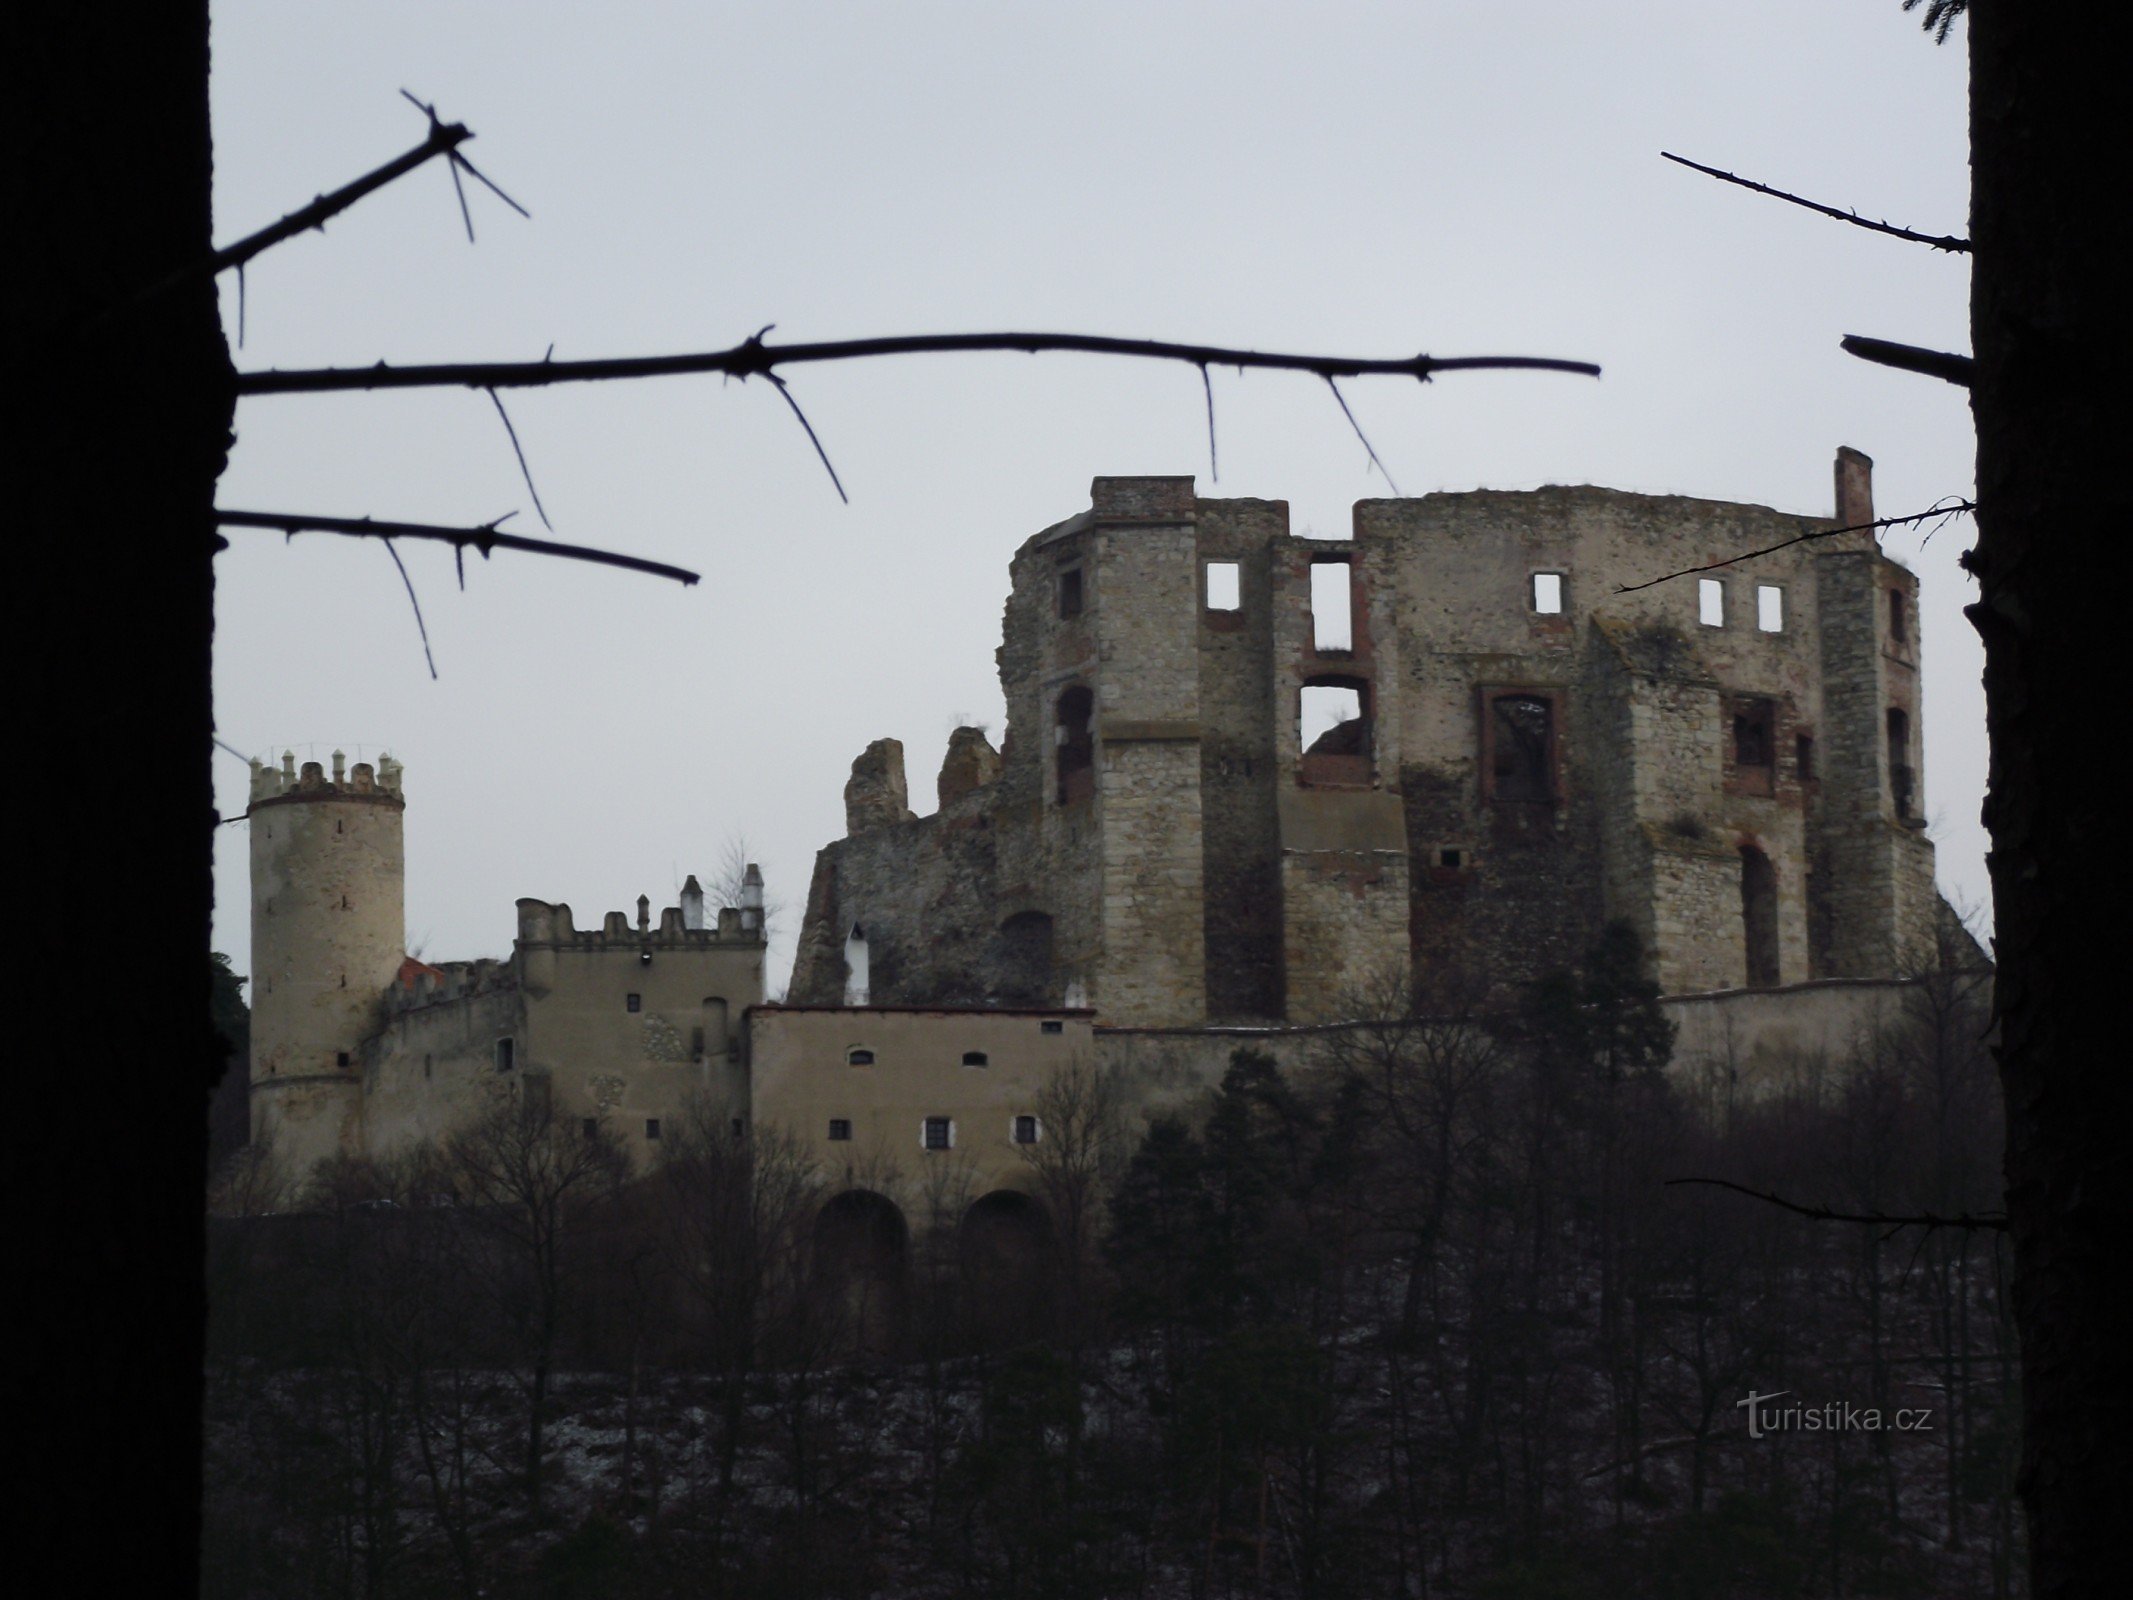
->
[1371,485,1874,994]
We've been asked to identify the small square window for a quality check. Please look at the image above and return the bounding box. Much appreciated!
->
[626,993,642,1013]
[1013,1114,1040,1145]
[828,1118,853,1142]
[1698,578,1725,627]
[1756,585,1784,632]
[1439,847,1463,869]
[645,1118,661,1141]
[923,1116,953,1151]
[1058,567,1083,618]
[336,1051,350,1069]
[1531,572,1564,614]
[1205,561,1241,612]
[581,1118,599,1139]
[1040,1020,1063,1035]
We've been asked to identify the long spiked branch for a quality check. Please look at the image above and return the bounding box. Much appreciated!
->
[1661,151,1970,253]
[1666,1177,2008,1234]
[90,118,475,332]
[235,330,1602,397]
[218,510,699,586]
[1841,334,1975,388]
[1615,501,1975,593]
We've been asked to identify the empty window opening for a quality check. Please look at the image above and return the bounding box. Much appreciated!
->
[424,1054,432,1080]
[1889,589,1906,642]
[1311,560,1355,652]
[1757,585,1784,632]
[923,1116,954,1151]
[1698,578,1725,627]
[1740,845,1780,987]
[1013,1114,1041,1145]
[626,992,641,1013]
[731,1117,746,1139]
[335,1051,350,1069]
[1490,694,1555,805]
[828,1118,853,1142]
[962,1051,989,1068]
[1439,847,1463,868]
[1886,707,1914,817]
[1057,566,1083,619]
[1055,685,1095,805]
[1532,572,1564,614]
[645,1118,661,1141]
[582,1118,598,1139]
[1300,683,1365,753]
[1795,733,1816,781]
[1205,560,1241,612]
[843,923,870,1006]
[494,1037,515,1073]
[846,1047,876,1067]
[1040,1019,1064,1035]
[1733,699,1775,769]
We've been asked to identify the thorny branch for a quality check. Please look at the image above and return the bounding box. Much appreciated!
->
[235,331,1602,397]
[1841,333,1975,388]
[1615,500,1975,593]
[89,112,474,331]
[217,510,700,586]
[1660,152,1970,253]
[382,540,438,679]
[1666,1177,2008,1235]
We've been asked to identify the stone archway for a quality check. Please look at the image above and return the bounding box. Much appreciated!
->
[813,1189,909,1352]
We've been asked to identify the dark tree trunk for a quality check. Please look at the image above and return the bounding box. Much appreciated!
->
[1968,6,2131,1598]
[20,4,232,1592]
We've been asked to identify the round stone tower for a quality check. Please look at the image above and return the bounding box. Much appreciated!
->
[246,748,407,1177]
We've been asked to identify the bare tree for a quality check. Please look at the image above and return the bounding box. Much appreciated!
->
[446,1081,628,1513]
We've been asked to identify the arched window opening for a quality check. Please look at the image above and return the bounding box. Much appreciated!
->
[1489,694,1555,805]
[846,1046,875,1067]
[843,923,870,1006]
[1740,844,1780,988]
[1886,707,1914,818]
[1055,686,1095,805]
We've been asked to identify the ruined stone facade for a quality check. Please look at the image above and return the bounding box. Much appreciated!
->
[793,448,1941,1023]
[247,449,1959,1225]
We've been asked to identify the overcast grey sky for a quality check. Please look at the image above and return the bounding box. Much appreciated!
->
[208,0,1981,989]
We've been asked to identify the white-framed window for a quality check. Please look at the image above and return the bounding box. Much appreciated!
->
[828,1118,852,1142]
[1698,577,1725,627]
[1531,572,1564,614]
[922,1116,954,1151]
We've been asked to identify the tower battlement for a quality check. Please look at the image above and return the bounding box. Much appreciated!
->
[249,748,405,806]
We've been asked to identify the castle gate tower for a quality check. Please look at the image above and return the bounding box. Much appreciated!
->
[246,749,407,1175]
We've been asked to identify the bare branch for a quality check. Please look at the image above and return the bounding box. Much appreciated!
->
[450,151,530,219]
[1326,375,1401,495]
[218,509,700,586]
[763,371,849,503]
[1200,364,1219,482]
[1841,333,1975,387]
[381,539,439,679]
[486,390,554,529]
[89,115,475,335]
[1614,500,1975,593]
[1665,1176,2007,1233]
[1661,151,1969,253]
[236,330,1602,398]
